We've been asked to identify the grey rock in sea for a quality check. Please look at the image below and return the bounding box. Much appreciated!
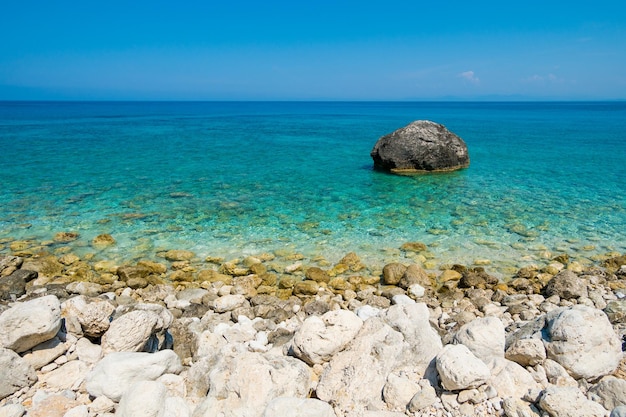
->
[370,120,469,174]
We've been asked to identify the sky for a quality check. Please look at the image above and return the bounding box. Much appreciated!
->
[1,1,625,100]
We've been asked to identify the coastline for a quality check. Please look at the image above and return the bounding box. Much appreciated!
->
[1,231,625,416]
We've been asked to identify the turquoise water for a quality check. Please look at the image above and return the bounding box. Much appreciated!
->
[1,101,625,274]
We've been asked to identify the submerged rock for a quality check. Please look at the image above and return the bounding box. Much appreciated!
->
[370,120,469,174]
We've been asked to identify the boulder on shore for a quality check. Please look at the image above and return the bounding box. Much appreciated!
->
[370,120,469,174]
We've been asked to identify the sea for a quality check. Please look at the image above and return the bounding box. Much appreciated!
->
[1,101,625,276]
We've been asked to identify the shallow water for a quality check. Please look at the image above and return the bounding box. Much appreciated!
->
[1,101,625,274]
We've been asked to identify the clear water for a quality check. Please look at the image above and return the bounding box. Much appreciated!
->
[1,101,625,274]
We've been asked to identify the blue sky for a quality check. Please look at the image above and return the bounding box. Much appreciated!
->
[1,1,625,100]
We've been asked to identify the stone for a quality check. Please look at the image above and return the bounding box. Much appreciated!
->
[0,404,27,417]
[163,250,195,261]
[116,381,167,417]
[399,264,431,289]
[400,242,427,252]
[101,310,161,353]
[605,300,626,324]
[436,344,490,391]
[542,358,578,387]
[65,281,104,297]
[305,267,330,283]
[0,269,36,300]
[293,280,320,296]
[38,360,89,391]
[22,337,67,369]
[212,294,247,313]
[92,234,116,246]
[316,317,405,413]
[382,372,420,411]
[58,253,80,266]
[63,405,88,417]
[116,265,151,281]
[75,337,103,364]
[539,385,607,417]
[440,269,462,282]
[543,270,588,299]
[612,406,626,417]
[505,337,546,367]
[28,394,79,417]
[371,120,469,174]
[261,397,335,417]
[407,383,438,413]
[382,263,406,285]
[0,255,23,276]
[21,255,64,278]
[488,357,541,400]
[502,397,540,417]
[62,295,115,337]
[54,231,79,242]
[292,309,363,365]
[588,376,626,410]
[85,349,182,402]
[381,303,443,370]
[454,316,505,363]
[0,347,37,400]
[407,284,426,298]
[163,397,192,417]
[0,295,62,353]
[544,305,622,380]
[193,350,312,417]
[88,396,115,414]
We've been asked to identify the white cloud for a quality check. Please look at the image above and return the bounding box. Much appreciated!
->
[459,70,480,84]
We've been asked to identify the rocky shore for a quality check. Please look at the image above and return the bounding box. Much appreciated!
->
[1,239,626,417]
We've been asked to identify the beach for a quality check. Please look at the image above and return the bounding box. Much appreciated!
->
[1,101,626,416]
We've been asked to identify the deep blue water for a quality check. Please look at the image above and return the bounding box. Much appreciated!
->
[1,101,625,274]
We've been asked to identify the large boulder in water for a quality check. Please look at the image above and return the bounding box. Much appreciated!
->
[371,120,469,174]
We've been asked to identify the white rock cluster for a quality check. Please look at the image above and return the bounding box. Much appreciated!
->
[0,287,625,417]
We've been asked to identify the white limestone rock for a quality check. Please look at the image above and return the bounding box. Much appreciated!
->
[88,396,115,415]
[436,344,490,391]
[588,376,626,411]
[505,338,546,367]
[542,358,578,387]
[488,357,541,400]
[85,349,182,402]
[612,406,626,417]
[115,381,167,417]
[407,382,438,413]
[381,302,443,369]
[211,294,246,313]
[501,397,540,417]
[192,350,312,417]
[75,337,103,364]
[292,309,363,365]
[539,385,607,417]
[163,397,192,417]
[544,305,622,380]
[0,295,61,353]
[454,316,505,363]
[101,310,160,353]
[0,347,37,400]
[62,295,115,337]
[39,360,89,391]
[261,397,335,417]
[0,404,26,417]
[64,405,89,417]
[315,317,405,414]
[22,337,67,370]
[382,372,420,411]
